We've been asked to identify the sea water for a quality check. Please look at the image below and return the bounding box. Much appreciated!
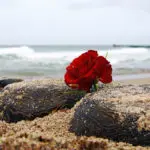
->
[0,45,150,78]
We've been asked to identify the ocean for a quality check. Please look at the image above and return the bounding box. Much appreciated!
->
[0,45,150,79]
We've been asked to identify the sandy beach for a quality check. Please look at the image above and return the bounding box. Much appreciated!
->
[0,76,149,149]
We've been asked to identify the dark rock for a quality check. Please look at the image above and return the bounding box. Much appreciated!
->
[0,79,85,122]
[70,84,150,145]
[0,78,23,88]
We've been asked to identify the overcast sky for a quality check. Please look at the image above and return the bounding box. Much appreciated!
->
[0,0,150,45]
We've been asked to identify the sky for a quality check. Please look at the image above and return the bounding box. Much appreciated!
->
[0,0,150,45]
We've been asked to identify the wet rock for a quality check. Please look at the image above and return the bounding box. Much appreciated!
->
[70,84,150,145]
[0,78,23,88]
[0,79,85,122]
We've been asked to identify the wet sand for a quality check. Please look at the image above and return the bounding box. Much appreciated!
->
[116,77,150,85]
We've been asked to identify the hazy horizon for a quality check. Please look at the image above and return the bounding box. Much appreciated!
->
[0,44,150,47]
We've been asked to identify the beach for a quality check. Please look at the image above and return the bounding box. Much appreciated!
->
[1,0,150,148]
[0,75,149,149]
[0,45,150,149]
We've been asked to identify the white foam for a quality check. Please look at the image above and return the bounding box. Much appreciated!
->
[0,46,86,63]
[0,46,149,69]
[0,46,35,56]
[104,48,150,65]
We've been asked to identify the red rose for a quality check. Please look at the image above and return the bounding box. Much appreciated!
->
[64,50,112,92]
[93,56,112,83]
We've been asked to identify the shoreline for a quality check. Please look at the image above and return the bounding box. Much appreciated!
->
[116,77,150,85]
[113,73,150,85]
[114,73,150,81]
[1,73,150,80]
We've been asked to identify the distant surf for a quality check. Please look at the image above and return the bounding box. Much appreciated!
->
[0,45,150,78]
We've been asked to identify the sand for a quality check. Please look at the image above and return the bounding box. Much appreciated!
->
[117,77,150,85]
[0,77,149,149]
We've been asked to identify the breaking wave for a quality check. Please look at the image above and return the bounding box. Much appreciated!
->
[0,46,150,77]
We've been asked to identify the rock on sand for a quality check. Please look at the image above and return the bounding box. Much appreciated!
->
[0,79,85,122]
[70,84,150,145]
[0,78,23,89]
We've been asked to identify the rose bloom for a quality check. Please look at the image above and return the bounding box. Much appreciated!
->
[64,50,112,92]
